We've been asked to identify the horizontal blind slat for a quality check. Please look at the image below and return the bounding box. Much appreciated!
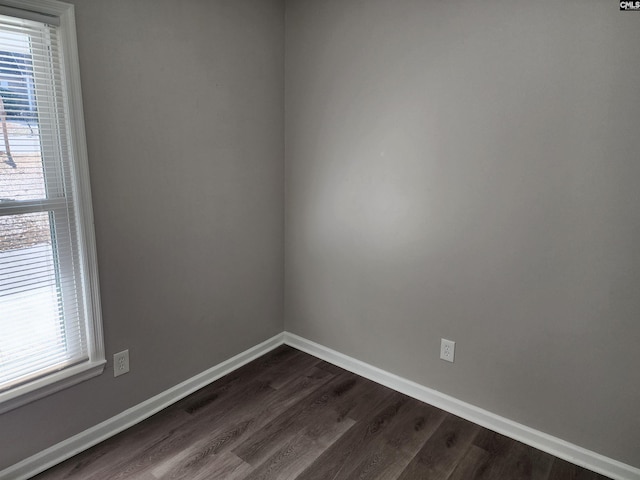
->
[0,12,92,392]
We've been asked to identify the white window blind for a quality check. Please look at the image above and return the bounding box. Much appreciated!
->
[0,1,104,411]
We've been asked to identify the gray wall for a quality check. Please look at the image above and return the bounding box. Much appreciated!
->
[285,0,640,468]
[3,0,640,472]
[0,0,284,469]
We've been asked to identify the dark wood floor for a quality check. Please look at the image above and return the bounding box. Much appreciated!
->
[33,346,610,480]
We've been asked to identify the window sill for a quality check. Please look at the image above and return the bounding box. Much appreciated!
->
[0,359,106,414]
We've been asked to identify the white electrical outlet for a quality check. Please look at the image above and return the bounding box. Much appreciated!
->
[114,350,130,377]
[440,338,455,363]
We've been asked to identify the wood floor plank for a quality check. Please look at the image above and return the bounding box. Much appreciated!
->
[94,382,278,479]
[150,365,335,479]
[32,347,614,480]
[396,414,481,480]
[315,360,347,375]
[473,427,512,453]
[232,372,383,466]
[191,452,253,480]
[45,348,318,480]
[470,429,555,480]
[496,442,555,480]
[177,345,316,416]
[152,450,252,480]
[484,442,553,480]
[462,429,514,480]
[330,397,448,480]
[172,345,301,415]
[260,349,326,390]
[447,444,492,480]
[242,409,356,480]
[548,458,610,480]
[33,351,294,480]
[294,390,411,480]
[32,407,193,480]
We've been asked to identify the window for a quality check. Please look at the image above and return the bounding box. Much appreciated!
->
[0,0,104,413]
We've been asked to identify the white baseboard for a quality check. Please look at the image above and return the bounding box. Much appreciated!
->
[283,332,640,480]
[0,333,285,480]
[4,331,638,480]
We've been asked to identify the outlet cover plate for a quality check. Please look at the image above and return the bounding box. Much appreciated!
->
[114,350,130,377]
[440,339,455,363]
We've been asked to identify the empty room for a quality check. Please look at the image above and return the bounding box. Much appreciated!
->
[0,0,638,479]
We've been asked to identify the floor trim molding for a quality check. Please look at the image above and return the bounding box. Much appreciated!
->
[4,332,638,480]
[0,333,285,480]
[283,331,640,480]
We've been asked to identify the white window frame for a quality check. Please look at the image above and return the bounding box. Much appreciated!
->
[0,0,105,413]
